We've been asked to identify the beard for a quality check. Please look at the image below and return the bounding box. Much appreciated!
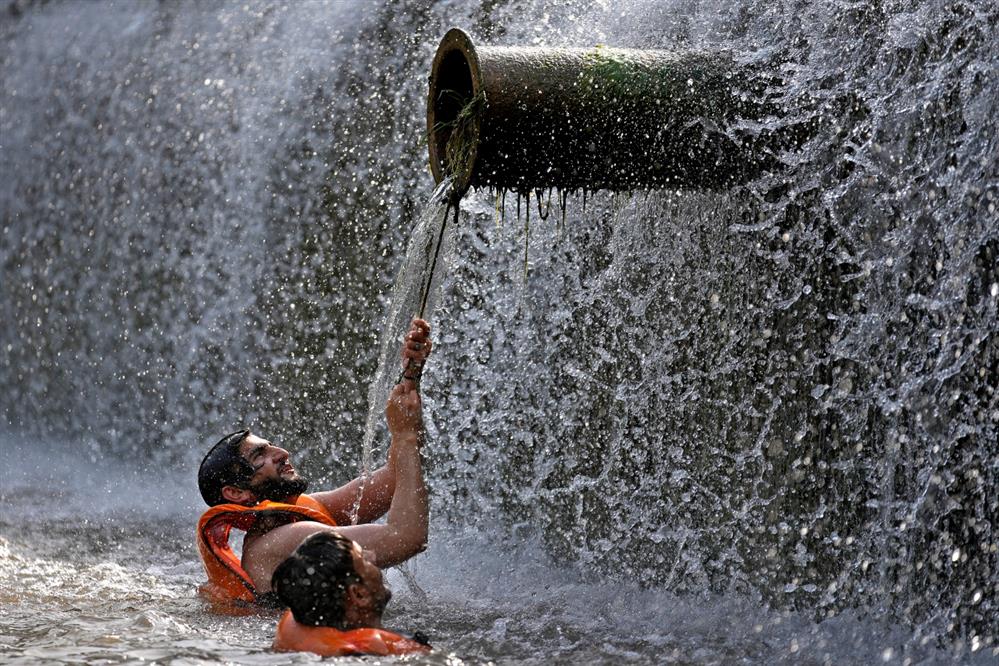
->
[375,586,392,615]
[248,475,309,502]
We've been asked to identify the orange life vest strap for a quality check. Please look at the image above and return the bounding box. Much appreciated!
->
[196,495,336,614]
[273,610,431,657]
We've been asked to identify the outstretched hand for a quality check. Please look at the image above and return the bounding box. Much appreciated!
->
[400,318,432,388]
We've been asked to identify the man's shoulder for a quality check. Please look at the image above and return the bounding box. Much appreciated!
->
[243,520,340,591]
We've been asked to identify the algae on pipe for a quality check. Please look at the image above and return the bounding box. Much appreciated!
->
[427,28,788,199]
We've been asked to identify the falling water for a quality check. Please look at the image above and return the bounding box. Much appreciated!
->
[1,0,996,664]
[350,176,456,524]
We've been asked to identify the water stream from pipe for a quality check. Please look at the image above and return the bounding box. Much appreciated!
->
[348,176,457,527]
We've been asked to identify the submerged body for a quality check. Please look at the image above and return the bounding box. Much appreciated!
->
[270,521,432,655]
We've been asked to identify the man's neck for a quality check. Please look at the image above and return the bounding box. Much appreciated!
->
[249,494,298,506]
[341,609,383,631]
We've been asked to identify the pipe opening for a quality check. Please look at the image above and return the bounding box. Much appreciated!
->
[427,28,787,195]
[428,32,478,195]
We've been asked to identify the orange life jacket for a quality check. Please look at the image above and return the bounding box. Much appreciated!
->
[196,495,336,614]
[273,609,431,657]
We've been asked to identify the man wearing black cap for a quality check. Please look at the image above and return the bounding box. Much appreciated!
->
[195,318,431,610]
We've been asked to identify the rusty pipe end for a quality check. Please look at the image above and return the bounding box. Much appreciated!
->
[427,28,482,199]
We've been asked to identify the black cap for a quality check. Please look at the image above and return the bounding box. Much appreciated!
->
[198,429,253,506]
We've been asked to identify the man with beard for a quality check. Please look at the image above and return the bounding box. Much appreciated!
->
[195,319,431,612]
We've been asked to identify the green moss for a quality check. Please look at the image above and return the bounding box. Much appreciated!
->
[428,89,487,190]
[444,90,487,182]
[583,44,644,87]
[581,45,727,119]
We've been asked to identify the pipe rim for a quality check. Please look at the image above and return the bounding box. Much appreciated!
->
[427,28,482,197]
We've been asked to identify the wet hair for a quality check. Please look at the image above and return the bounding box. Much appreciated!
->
[272,532,360,628]
[197,429,253,506]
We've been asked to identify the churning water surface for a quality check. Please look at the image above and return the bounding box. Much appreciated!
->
[0,438,979,666]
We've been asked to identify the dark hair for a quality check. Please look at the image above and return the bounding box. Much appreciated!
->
[197,429,253,506]
[272,532,360,628]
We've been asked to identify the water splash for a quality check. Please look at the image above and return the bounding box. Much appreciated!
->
[348,176,458,524]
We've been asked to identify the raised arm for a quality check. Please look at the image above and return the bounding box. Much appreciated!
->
[242,381,430,592]
[309,464,395,526]
[334,382,429,567]
[309,318,432,525]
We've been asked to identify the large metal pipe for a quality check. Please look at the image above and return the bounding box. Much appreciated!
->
[427,28,783,197]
